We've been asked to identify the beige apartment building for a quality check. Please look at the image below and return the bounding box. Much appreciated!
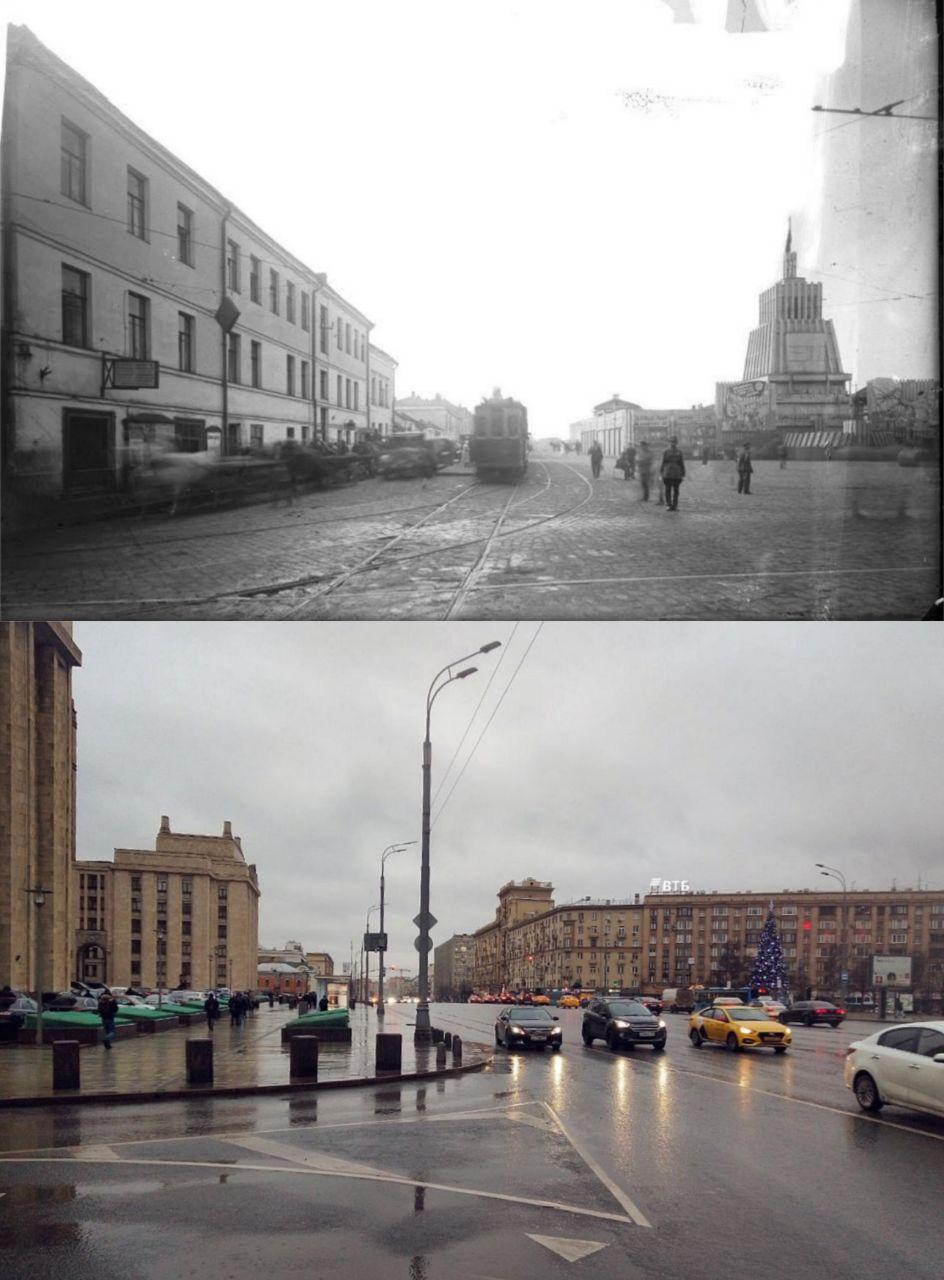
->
[74,816,260,990]
[469,879,944,1000]
[0,622,82,993]
[1,26,390,508]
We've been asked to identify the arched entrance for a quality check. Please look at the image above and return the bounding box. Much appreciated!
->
[76,941,108,985]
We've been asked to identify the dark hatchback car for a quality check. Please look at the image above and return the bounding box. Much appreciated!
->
[780,1000,845,1028]
[495,1005,563,1050]
[582,998,667,1051]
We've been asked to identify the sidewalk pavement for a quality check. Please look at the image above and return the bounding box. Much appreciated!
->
[0,1004,488,1107]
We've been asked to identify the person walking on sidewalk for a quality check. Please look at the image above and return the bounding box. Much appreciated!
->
[98,989,119,1049]
[204,992,220,1031]
[660,436,686,511]
[589,440,603,478]
[637,441,653,501]
[737,443,754,494]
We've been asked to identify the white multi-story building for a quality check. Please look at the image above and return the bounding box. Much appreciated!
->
[393,393,473,442]
[369,344,397,438]
[1,26,390,502]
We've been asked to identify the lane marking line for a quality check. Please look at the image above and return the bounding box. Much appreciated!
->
[0,1156,637,1225]
[543,1104,652,1228]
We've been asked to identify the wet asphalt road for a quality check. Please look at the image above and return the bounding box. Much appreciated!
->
[0,1005,941,1279]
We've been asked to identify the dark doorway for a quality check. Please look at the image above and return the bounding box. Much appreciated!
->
[63,410,115,492]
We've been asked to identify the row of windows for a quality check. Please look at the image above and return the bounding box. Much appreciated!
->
[61,120,365,358]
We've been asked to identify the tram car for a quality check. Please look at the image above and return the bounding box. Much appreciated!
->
[470,390,529,481]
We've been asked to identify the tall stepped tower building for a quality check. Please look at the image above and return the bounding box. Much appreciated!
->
[718,227,852,453]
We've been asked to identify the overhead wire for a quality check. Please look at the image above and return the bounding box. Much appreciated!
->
[431,622,544,829]
[431,623,519,807]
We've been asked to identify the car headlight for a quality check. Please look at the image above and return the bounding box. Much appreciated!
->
[658,1020,666,1028]
[510,1025,523,1034]
[740,1027,754,1035]
[613,1019,629,1028]
[550,1027,562,1036]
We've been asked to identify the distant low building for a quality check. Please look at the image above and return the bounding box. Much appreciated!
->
[394,394,473,442]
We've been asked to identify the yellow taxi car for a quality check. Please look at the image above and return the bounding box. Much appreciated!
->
[689,1003,791,1053]
[532,994,551,1006]
[557,994,580,1009]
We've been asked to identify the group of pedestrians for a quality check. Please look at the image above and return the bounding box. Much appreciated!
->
[587,437,758,510]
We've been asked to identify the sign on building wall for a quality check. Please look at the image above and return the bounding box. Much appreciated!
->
[648,878,693,894]
[871,955,912,989]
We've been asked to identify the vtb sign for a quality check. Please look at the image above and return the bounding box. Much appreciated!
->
[649,878,692,894]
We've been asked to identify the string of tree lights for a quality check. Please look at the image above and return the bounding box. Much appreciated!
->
[749,905,789,996]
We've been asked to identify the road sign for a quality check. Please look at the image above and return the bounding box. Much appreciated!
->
[364,932,387,953]
[413,911,437,930]
[414,935,433,953]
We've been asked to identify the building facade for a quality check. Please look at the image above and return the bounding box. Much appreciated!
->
[716,229,851,454]
[73,816,260,990]
[468,879,944,1001]
[369,345,396,438]
[1,26,389,509]
[433,933,474,1000]
[393,394,473,442]
[0,622,82,993]
[578,400,717,456]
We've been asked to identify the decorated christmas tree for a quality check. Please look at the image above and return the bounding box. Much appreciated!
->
[749,903,788,995]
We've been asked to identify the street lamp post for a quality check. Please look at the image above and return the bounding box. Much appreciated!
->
[28,886,52,1047]
[377,841,417,1017]
[414,641,501,1043]
[816,863,848,1004]
[365,904,380,1007]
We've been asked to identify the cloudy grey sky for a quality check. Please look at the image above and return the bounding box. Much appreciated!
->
[71,621,943,977]
[1,1,936,433]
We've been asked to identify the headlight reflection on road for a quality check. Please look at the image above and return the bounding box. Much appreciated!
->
[546,1045,565,1108]
[613,1056,629,1106]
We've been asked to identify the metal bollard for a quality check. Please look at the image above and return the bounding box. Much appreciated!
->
[290,1035,319,1080]
[186,1038,214,1085]
[451,1035,462,1065]
[432,1027,444,1044]
[444,1031,452,1048]
[52,1039,80,1091]
[375,1032,403,1073]
[435,1042,447,1069]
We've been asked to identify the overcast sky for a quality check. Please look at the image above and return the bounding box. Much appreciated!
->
[70,621,944,977]
[1,0,936,435]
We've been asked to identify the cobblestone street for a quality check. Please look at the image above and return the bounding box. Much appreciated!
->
[2,456,939,620]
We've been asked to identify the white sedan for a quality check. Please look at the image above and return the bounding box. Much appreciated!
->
[844,1020,944,1118]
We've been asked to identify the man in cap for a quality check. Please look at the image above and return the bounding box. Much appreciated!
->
[660,436,686,511]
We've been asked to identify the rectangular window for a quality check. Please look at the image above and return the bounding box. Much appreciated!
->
[250,423,264,450]
[250,340,261,388]
[177,203,193,265]
[320,305,328,354]
[61,265,90,347]
[345,322,351,354]
[286,354,295,396]
[181,899,192,916]
[301,291,310,331]
[127,168,148,238]
[319,369,328,400]
[227,239,240,292]
[128,292,150,359]
[218,886,228,899]
[61,120,88,203]
[371,377,377,405]
[131,918,141,934]
[228,332,240,384]
[218,925,228,939]
[178,312,194,372]
[181,942,191,957]
[337,374,343,405]
[131,939,141,955]
[270,269,280,314]
[353,383,359,410]
[286,282,296,324]
[182,921,191,936]
[250,255,261,303]
[301,360,309,399]
[336,317,343,350]
[131,876,142,892]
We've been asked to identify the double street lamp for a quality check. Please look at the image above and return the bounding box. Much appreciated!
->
[414,641,501,1043]
[816,862,848,1004]
[377,841,417,1017]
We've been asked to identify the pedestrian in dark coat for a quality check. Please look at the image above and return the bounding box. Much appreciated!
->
[637,441,654,501]
[267,991,274,1008]
[204,992,220,1030]
[737,444,753,494]
[98,990,119,1049]
[319,994,329,1011]
[589,441,603,478]
[660,436,686,511]
[777,443,788,469]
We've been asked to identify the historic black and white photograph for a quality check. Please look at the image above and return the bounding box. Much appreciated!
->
[0,0,939,620]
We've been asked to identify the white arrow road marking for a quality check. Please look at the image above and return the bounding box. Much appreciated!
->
[543,1105,652,1228]
[526,1234,607,1262]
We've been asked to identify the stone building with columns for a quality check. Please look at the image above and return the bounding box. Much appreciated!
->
[74,816,259,990]
[0,622,82,993]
